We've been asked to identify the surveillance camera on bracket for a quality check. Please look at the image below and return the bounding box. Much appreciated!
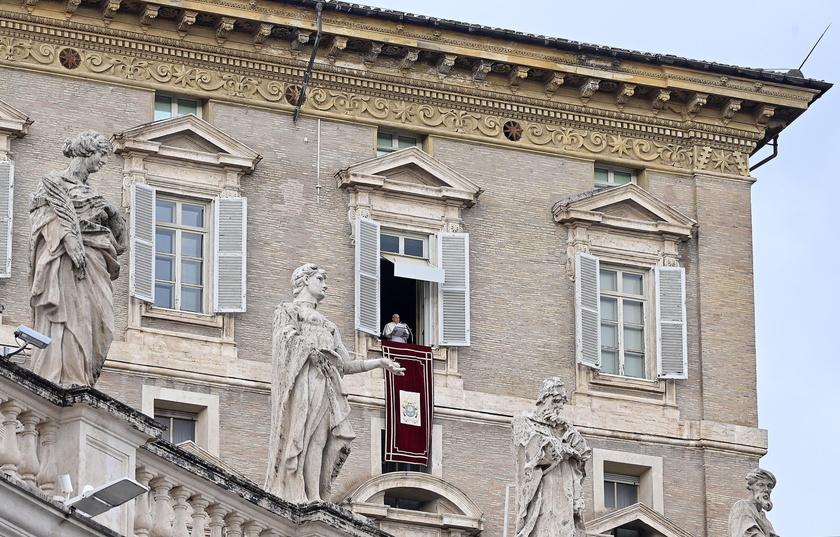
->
[14,325,51,349]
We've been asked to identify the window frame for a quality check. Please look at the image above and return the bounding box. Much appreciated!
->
[592,449,663,516]
[153,407,199,445]
[142,386,220,455]
[154,93,202,121]
[594,164,636,189]
[599,264,652,379]
[376,130,422,156]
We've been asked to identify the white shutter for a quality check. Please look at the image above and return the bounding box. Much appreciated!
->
[355,216,380,336]
[438,232,470,346]
[656,266,687,379]
[214,197,247,312]
[575,252,600,369]
[0,161,12,278]
[130,182,155,303]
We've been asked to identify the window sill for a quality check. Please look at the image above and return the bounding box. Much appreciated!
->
[589,371,666,395]
[142,303,223,328]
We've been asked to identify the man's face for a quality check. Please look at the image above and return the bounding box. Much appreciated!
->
[393,314,400,323]
[749,480,773,512]
[542,391,567,423]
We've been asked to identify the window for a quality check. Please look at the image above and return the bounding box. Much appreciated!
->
[154,197,210,313]
[576,253,686,380]
[357,217,469,346]
[595,165,635,189]
[600,266,647,378]
[154,93,201,121]
[604,473,639,509]
[154,408,197,444]
[380,430,427,474]
[0,161,13,278]
[131,183,247,315]
[377,130,421,156]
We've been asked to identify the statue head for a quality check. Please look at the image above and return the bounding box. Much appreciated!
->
[536,377,569,424]
[745,468,776,512]
[291,263,328,302]
[62,131,113,175]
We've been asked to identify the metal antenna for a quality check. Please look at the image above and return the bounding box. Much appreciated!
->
[799,23,831,71]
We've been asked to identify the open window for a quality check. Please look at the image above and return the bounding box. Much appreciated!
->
[338,147,481,358]
[0,99,31,278]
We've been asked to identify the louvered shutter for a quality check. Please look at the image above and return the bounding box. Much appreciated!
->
[355,216,380,336]
[0,161,12,278]
[575,252,600,368]
[130,182,156,303]
[656,266,687,379]
[438,232,470,346]
[214,197,247,312]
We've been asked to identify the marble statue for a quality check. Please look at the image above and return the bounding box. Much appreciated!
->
[512,377,590,537]
[729,468,780,537]
[29,131,126,387]
[266,263,405,503]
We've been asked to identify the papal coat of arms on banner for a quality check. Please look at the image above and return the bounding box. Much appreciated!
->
[400,390,421,426]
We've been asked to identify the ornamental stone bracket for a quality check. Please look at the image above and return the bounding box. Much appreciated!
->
[552,183,696,279]
[336,146,482,242]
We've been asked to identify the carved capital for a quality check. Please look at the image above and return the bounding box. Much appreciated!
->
[400,48,419,72]
[437,53,457,76]
[328,35,348,62]
[472,60,493,81]
[687,92,708,116]
[508,65,529,91]
[253,23,273,48]
[177,10,197,36]
[545,72,565,97]
[290,29,310,53]
[364,41,383,67]
[139,4,159,29]
[216,17,236,43]
[721,98,742,124]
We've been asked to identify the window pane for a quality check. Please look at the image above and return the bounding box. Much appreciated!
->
[624,327,645,352]
[154,95,172,121]
[624,353,645,378]
[595,168,609,187]
[404,238,424,257]
[623,273,643,295]
[616,483,638,508]
[182,232,203,257]
[623,300,644,325]
[377,132,394,147]
[613,171,633,185]
[182,259,203,285]
[171,417,196,444]
[156,200,176,223]
[601,297,617,321]
[604,481,616,508]
[156,255,174,282]
[397,135,417,148]
[155,282,174,308]
[177,98,198,117]
[381,234,399,253]
[155,229,175,253]
[600,270,617,292]
[601,350,618,375]
[181,204,204,227]
[181,286,203,313]
[601,323,617,348]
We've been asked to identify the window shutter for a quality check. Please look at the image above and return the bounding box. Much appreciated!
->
[130,182,156,303]
[214,197,247,312]
[0,161,12,278]
[656,266,687,379]
[575,252,601,369]
[438,232,470,346]
[355,216,380,336]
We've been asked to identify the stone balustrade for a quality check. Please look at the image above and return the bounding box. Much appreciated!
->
[0,357,391,537]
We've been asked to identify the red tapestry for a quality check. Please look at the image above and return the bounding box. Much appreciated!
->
[382,340,434,466]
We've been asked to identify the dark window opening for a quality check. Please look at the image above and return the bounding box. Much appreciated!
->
[380,259,423,344]
[604,473,639,509]
[380,430,427,474]
[154,408,197,444]
[384,496,424,511]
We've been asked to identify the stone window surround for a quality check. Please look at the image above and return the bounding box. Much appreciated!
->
[592,448,664,516]
[141,385,220,456]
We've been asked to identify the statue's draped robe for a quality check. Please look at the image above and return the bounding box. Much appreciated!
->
[29,171,125,386]
[266,301,356,503]
[512,412,590,537]
[729,500,779,537]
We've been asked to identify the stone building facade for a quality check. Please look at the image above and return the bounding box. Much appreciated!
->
[0,1,830,536]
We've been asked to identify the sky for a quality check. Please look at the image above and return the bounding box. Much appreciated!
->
[347,1,840,535]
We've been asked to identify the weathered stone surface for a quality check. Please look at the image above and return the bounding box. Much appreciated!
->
[729,468,779,537]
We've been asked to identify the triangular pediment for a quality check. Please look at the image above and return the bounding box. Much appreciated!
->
[0,99,32,137]
[587,503,694,537]
[338,146,482,207]
[553,183,696,240]
[112,114,261,172]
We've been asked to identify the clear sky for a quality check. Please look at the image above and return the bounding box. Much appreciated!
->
[345,1,840,535]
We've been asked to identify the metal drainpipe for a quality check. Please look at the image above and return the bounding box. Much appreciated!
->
[292,2,323,124]
[749,135,779,172]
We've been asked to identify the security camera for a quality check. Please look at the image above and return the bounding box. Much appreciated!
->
[14,325,51,349]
